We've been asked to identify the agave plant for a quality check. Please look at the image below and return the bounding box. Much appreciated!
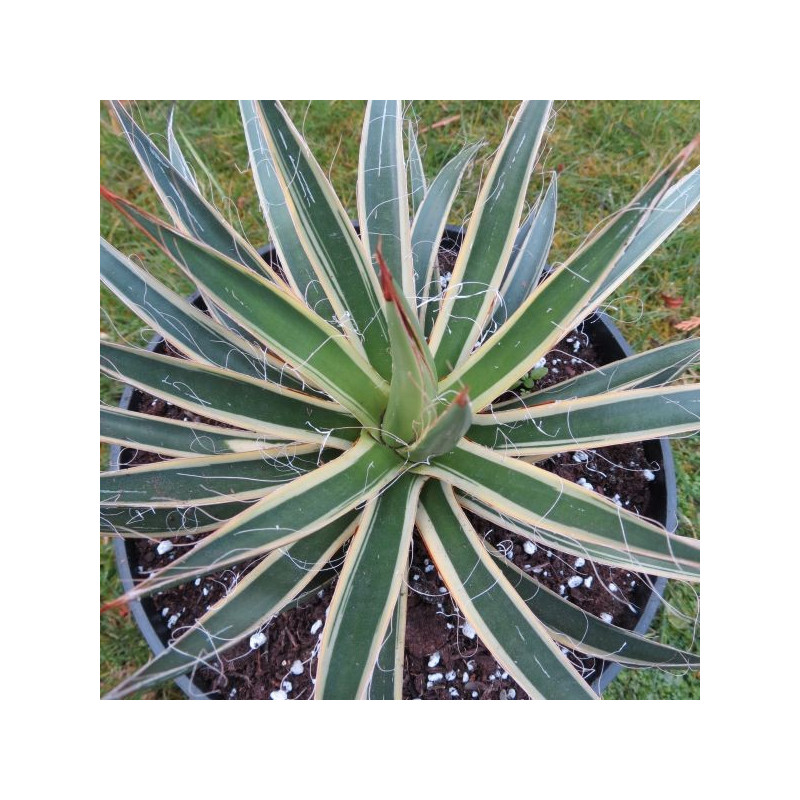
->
[100,100,700,700]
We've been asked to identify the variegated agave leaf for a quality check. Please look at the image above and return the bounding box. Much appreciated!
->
[101,100,699,700]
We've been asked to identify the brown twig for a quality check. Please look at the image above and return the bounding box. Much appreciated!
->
[419,113,461,133]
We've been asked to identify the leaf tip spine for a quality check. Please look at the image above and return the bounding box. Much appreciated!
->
[375,238,396,303]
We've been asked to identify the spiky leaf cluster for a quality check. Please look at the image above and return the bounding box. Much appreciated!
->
[101,100,700,699]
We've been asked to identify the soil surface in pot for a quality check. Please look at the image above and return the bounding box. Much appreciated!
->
[114,324,662,701]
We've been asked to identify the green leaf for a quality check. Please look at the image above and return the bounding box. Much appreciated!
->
[490,171,557,331]
[100,237,292,385]
[407,120,426,218]
[239,100,336,322]
[421,441,700,577]
[101,190,369,400]
[506,187,538,267]
[101,187,296,363]
[490,552,700,668]
[100,447,332,507]
[148,234,390,428]
[108,100,273,280]
[468,385,700,455]
[429,101,552,375]
[403,388,473,463]
[378,250,438,447]
[127,435,405,592]
[101,499,255,537]
[315,474,423,699]
[441,141,696,410]
[100,341,358,449]
[413,142,482,333]
[166,105,198,189]
[254,101,392,380]
[460,493,694,579]
[105,514,357,699]
[417,481,596,699]
[525,366,549,384]
[358,101,414,299]
[491,338,700,410]
[101,406,268,458]
[367,578,408,700]
[591,167,701,304]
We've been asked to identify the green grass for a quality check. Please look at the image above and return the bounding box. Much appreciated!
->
[100,100,700,700]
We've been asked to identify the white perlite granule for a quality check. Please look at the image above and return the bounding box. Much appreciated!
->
[249,631,267,649]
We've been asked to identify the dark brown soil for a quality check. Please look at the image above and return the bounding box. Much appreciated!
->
[110,239,662,700]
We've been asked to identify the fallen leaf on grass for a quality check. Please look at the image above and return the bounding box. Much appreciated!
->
[419,114,461,133]
[673,316,700,332]
[661,293,684,309]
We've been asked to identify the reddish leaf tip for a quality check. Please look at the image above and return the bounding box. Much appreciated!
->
[375,238,396,303]
[100,597,128,615]
[455,386,470,407]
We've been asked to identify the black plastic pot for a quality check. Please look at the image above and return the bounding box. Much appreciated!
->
[111,403,209,700]
[111,231,676,699]
[580,314,673,694]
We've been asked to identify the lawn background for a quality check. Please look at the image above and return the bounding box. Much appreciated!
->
[100,99,700,700]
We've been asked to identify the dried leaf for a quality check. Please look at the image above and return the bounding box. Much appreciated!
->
[419,114,461,133]
[661,293,684,309]
[673,316,700,332]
